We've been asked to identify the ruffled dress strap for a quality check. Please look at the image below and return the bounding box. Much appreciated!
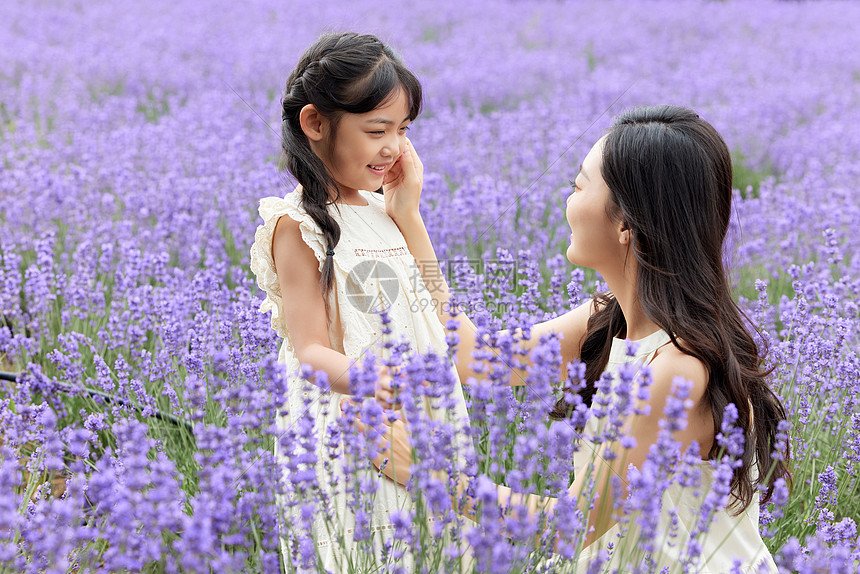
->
[249,193,327,339]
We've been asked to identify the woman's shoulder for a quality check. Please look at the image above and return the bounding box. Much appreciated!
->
[638,338,713,452]
[648,340,709,404]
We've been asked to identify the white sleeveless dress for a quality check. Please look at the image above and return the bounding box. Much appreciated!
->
[560,330,778,573]
[249,188,473,572]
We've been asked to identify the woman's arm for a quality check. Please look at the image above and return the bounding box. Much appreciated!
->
[383,140,592,386]
[394,210,593,384]
[357,345,712,546]
[505,301,594,383]
[272,215,396,405]
[497,347,712,547]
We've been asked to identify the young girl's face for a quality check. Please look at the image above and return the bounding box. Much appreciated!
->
[565,136,624,271]
[323,88,411,194]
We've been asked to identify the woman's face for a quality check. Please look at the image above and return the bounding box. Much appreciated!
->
[322,88,411,194]
[565,136,625,271]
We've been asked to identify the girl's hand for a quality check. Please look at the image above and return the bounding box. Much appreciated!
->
[374,365,401,410]
[382,137,424,223]
[343,398,413,485]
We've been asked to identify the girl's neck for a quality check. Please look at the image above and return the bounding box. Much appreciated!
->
[330,188,369,207]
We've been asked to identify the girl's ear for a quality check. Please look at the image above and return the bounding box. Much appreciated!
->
[299,104,326,142]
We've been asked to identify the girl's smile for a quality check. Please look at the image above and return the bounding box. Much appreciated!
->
[368,162,392,175]
[323,88,411,195]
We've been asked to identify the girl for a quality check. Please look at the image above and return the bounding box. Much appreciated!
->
[357,106,790,572]
[249,33,472,571]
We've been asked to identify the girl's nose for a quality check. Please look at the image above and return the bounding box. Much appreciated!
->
[383,134,406,158]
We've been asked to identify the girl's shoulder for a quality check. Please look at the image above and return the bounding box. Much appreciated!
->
[252,188,328,273]
[263,188,387,222]
[256,187,337,237]
[283,188,305,208]
[258,187,305,218]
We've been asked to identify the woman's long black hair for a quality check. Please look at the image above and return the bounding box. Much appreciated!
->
[550,105,790,512]
[280,32,422,297]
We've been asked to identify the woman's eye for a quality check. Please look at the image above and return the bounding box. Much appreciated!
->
[399,126,410,133]
[568,179,581,192]
[369,131,385,136]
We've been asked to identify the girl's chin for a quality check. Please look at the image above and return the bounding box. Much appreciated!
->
[363,176,385,189]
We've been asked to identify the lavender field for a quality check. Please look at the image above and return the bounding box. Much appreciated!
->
[1,0,859,572]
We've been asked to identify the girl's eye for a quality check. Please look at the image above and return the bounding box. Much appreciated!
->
[369,131,385,136]
[568,179,581,192]
[399,126,410,133]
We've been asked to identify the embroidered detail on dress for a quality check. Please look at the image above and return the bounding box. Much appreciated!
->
[354,246,409,258]
[315,516,444,547]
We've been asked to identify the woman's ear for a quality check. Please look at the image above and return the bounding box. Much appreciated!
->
[299,104,326,142]
[619,221,632,245]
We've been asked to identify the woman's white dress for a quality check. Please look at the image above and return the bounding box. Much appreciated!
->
[559,329,778,573]
[250,188,472,572]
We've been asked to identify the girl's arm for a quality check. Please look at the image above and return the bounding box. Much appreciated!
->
[272,214,395,405]
[384,140,592,386]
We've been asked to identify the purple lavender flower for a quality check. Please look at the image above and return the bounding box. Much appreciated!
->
[1,1,859,569]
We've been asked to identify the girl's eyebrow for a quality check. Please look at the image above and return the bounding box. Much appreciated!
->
[365,116,411,125]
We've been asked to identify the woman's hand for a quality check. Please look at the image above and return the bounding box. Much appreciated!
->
[382,137,424,223]
[342,398,414,486]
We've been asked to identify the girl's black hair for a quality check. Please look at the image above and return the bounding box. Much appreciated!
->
[280,32,422,298]
[549,105,791,512]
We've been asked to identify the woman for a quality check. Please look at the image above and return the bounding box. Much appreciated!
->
[352,105,790,572]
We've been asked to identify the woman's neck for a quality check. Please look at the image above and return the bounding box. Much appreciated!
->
[601,265,660,341]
